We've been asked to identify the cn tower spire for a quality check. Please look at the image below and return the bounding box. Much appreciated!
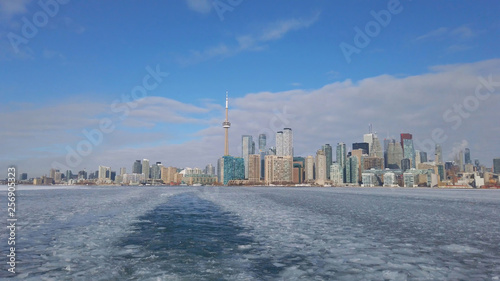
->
[222,91,231,156]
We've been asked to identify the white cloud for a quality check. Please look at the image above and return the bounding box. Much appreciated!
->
[184,0,212,14]
[178,13,320,65]
[3,59,500,177]
[0,0,31,19]
[415,27,448,41]
[451,25,475,39]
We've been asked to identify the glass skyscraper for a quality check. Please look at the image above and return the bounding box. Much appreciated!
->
[402,137,416,168]
[322,144,332,179]
[241,135,253,179]
[336,142,347,183]
[219,156,245,185]
[493,158,500,174]
[133,160,142,174]
[464,148,471,164]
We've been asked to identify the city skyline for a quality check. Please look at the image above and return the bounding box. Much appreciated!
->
[1,2,500,177]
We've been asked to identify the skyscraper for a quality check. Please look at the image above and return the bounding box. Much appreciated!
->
[363,133,374,154]
[259,133,267,179]
[383,139,391,168]
[133,160,142,174]
[275,128,293,157]
[276,131,283,156]
[259,134,266,152]
[401,134,416,168]
[242,135,253,179]
[222,91,231,156]
[464,148,471,164]
[387,140,403,169]
[305,155,314,182]
[371,135,383,158]
[248,154,261,182]
[493,158,500,174]
[219,156,245,185]
[419,151,428,163]
[346,156,359,184]
[283,128,293,156]
[435,144,443,163]
[353,142,369,155]
[151,162,162,180]
[330,163,343,186]
[322,144,332,179]
[98,166,111,180]
[336,142,347,183]
[204,164,215,176]
[401,158,411,171]
[364,131,383,158]
[458,150,464,172]
[264,155,293,185]
[315,149,327,185]
[415,150,421,166]
[142,159,150,179]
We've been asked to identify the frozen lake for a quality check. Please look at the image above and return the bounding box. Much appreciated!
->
[1,186,499,280]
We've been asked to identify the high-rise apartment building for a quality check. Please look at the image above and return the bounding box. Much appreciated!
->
[161,166,178,185]
[346,156,359,184]
[242,135,253,179]
[264,155,293,185]
[205,164,215,176]
[98,166,111,180]
[330,163,343,185]
[142,159,150,179]
[133,160,142,174]
[282,128,293,156]
[259,133,267,179]
[218,156,245,185]
[276,131,283,156]
[305,155,315,182]
[275,128,293,157]
[322,144,332,179]
[248,154,261,182]
[336,142,347,182]
[293,157,305,184]
[315,149,327,185]
[151,162,162,180]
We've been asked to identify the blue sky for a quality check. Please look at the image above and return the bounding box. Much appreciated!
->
[1,0,499,176]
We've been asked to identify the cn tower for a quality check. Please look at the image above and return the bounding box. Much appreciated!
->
[222,91,231,156]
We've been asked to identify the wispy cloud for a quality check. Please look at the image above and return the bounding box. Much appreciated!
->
[451,25,475,39]
[446,44,473,53]
[0,0,31,19]
[415,27,448,41]
[415,25,477,41]
[177,13,321,65]
[184,0,212,14]
[259,14,320,41]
